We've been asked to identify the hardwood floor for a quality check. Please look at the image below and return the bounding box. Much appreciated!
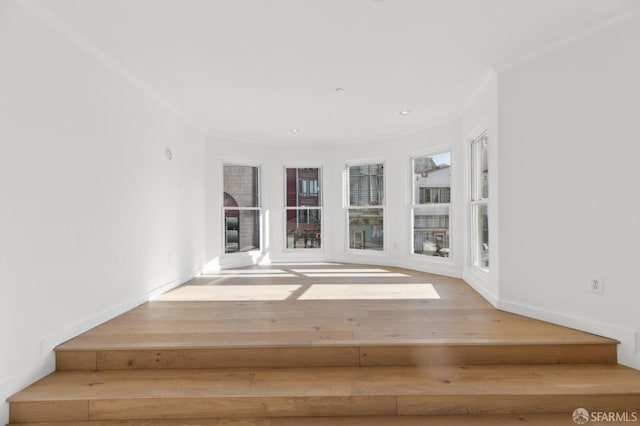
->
[9,263,640,424]
[56,264,614,350]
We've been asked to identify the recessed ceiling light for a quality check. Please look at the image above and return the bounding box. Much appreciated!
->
[399,110,411,115]
[335,88,345,92]
[291,129,300,133]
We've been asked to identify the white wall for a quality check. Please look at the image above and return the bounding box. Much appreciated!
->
[0,2,206,422]
[205,120,463,278]
[496,15,640,368]
[461,71,500,304]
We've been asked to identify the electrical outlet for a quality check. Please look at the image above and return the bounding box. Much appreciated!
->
[588,277,604,293]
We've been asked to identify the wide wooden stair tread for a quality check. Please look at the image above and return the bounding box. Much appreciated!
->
[8,265,640,424]
[10,364,640,421]
[14,364,640,399]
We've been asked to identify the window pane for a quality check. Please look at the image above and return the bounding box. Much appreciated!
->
[481,139,489,199]
[471,135,488,201]
[286,209,321,249]
[285,168,322,249]
[470,132,489,270]
[224,209,260,253]
[286,168,320,207]
[224,165,259,207]
[349,164,384,206]
[413,206,450,257]
[348,208,383,251]
[414,152,451,204]
[472,204,489,268]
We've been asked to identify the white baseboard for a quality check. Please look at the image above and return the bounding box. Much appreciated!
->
[498,298,640,370]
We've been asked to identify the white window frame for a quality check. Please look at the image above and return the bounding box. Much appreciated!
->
[410,149,453,262]
[283,166,323,250]
[345,161,386,253]
[469,131,489,271]
[222,162,262,255]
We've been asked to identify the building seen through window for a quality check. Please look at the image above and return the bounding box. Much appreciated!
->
[348,163,384,251]
[412,152,451,257]
[285,168,322,249]
[223,165,260,253]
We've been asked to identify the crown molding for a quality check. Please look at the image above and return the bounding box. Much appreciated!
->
[459,68,497,116]
[12,0,207,136]
[494,6,640,74]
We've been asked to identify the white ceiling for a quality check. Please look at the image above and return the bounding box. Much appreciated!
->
[32,0,640,145]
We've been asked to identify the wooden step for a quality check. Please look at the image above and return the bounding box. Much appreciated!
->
[56,341,617,370]
[6,413,616,425]
[9,364,640,422]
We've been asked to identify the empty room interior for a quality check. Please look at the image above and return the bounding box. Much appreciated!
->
[1,0,640,424]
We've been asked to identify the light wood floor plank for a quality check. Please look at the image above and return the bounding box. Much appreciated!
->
[89,396,397,420]
[9,400,88,423]
[94,346,361,370]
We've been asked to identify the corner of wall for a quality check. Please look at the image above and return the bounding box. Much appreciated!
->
[462,268,498,307]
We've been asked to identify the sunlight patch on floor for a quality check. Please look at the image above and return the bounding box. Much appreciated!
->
[201,268,296,278]
[291,268,390,273]
[302,273,409,278]
[298,283,440,300]
[271,262,341,266]
[201,273,295,278]
[156,285,301,301]
[208,269,289,274]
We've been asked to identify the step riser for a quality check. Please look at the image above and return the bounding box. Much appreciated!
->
[56,343,617,370]
[11,394,640,422]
